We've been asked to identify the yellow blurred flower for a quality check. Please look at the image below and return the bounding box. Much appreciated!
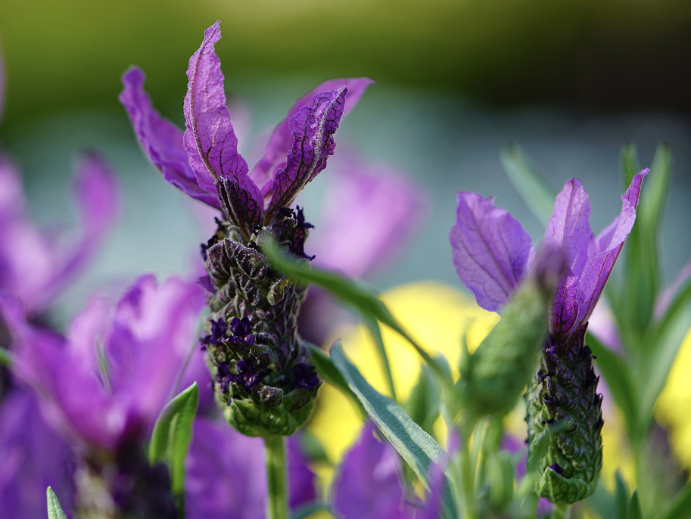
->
[656,327,691,468]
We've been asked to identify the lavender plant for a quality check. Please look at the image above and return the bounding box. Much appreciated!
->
[119,19,372,518]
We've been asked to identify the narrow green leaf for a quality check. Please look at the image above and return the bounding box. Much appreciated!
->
[361,312,397,401]
[621,143,671,340]
[0,346,13,367]
[642,143,672,237]
[614,472,630,519]
[621,143,641,186]
[149,382,199,498]
[640,280,691,425]
[46,487,67,519]
[262,237,451,386]
[657,482,691,519]
[500,143,556,226]
[628,491,642,519]
[307,342,363,414]
[330,342,446,479]
[329,342,457,517]
[587,333,638,435]
[405,364,442,437]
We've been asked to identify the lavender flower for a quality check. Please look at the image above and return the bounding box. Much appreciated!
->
[450,171,647,503]
[120,21,371,437]
[1,275,205,516]
[332,422,442,519]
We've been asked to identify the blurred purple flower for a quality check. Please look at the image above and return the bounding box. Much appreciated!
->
[332,423,442,519]
[120,20,372,237]
[299,152,426,343]
[450,171,648,340]
[0,388,75,519]
[185,417,316,519]
[2,275,205,452]
[0,152,119,314]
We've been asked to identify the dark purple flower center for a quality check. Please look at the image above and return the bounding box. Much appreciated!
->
[293,362,320,391]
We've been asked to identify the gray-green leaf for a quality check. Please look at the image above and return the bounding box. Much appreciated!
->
[149,382,199,497]
[46,487,67,519]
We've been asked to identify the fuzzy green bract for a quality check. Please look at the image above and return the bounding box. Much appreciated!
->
[458,267,558,418]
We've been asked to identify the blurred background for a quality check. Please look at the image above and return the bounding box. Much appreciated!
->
[1,0,691,316]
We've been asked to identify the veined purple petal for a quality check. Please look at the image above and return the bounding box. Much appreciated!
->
[577,169,648,328]
[264,88,347,217]
[450,192,533,312]
[0,389,75,518]
[250,78,373,189]
[332,423,406,519]
[183,21,262,228]
[544,179,592,277]
[120,67,220,209]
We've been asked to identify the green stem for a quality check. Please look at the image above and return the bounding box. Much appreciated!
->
[459,422,477,519]
[551,503,571,519]
[264,436,288,519]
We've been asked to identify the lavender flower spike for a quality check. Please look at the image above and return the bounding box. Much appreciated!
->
[120,21,372,437]
[450,171,647,504]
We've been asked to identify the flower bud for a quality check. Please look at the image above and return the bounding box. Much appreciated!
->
[459,247,566,418]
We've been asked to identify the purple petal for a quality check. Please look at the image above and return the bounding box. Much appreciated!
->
[183,22,262,226]
[332,423,407,519]
[577,169,648,327]
[414,461,446,519]
[7,276,205,452]
[42,153,120,304]
[185,419,317,519]
[250,78,373,189]
[544,179,592,277]
[120,67,221,209]
[286,436,317,510]
[450,192,533,312]
[264,88,347,216]
[186,418,266,519]
[309,153,426,279]
[0,389,75,518]
[104,276,206,433]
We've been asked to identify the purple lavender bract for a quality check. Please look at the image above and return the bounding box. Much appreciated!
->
[120,21,372,437]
